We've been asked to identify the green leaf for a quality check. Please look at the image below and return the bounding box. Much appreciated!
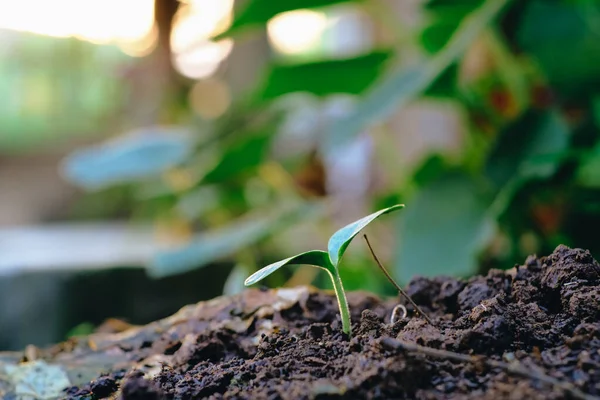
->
[594,96,600,128]
[424,0,483,9]
[217,0,362,39]
[66,322,95,338]
[412,154,449,186]
[149,202,321,277]
[396,173,495,280]
[420,1,484,53]
[577,143,600,188]
[244,250,332,286]
[61,127,192,189]
[517,0,600,95]
[485,110,570,189]
[202,131,273,183]
[328,204,404,266]
[326,0,510,152]
[424,64,458,98]
[421,22,458,54]
[258,52,391,100]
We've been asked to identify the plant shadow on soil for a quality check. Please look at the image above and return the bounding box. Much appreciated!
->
[61,245,600,399]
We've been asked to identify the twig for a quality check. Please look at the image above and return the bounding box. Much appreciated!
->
[380,337,598,400]
[363,235,435,326]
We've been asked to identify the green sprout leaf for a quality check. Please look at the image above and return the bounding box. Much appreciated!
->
[244,250,332,286]
[244,249,350,334]
[244,204,404,336]
[328,204,404,266]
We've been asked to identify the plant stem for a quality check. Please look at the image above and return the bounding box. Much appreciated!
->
[328,269,352,336]
[363,235,435,326]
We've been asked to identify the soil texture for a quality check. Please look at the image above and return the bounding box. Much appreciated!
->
[5,245,600,399]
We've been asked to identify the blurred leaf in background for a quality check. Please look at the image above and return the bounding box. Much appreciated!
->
[327,0,510,152]
[219,0,363,38]
[578,143,600,188]
[485,110,570,191]
[15,0,600,299]
[201,130,275,184]
[396,172,495,280]
[61,127,193,190]
[517,0,600,96]
[259,51,391,100]
[150,201,323,277]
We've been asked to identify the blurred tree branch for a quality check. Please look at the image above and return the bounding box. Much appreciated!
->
[124,0,189,127]
[154,0,179,82]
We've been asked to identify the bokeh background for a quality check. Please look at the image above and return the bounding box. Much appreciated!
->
[1,0,600,350]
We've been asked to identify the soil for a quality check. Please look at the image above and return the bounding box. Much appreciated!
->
[5,245,600,399]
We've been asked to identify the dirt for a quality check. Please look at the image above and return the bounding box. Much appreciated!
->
[15,245,600,399]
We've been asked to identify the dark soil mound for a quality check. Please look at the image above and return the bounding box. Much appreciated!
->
[58,245,600,398]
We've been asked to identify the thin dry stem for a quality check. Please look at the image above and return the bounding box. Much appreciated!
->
[380,337,598,400]
[363,235,435,326]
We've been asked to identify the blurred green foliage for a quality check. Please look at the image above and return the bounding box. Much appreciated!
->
[0,36,129,151]
[64,0,600,293]
[219,0,364,38]
[258,52,391,100]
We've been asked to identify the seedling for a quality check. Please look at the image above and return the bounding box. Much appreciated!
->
[244,204,404,335]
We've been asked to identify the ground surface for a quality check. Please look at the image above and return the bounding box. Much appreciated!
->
[3,245,600,399]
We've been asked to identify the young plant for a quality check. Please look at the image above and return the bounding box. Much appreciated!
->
[244,204,404,335]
